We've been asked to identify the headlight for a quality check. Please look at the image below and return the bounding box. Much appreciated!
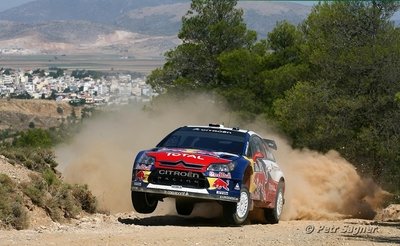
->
[207,162,235,172]
[137,154,155,166]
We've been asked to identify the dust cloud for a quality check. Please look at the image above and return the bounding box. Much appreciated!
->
[56,94,388,220]
[56,94,235,213]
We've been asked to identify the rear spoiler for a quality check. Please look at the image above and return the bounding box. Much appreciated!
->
[263,139,277,150]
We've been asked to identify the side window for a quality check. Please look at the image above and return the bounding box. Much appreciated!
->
[260,141,275,161]
[247,137,257,158]
[247,136,267,158]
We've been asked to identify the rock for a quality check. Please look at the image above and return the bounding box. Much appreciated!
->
[374,204,400,221]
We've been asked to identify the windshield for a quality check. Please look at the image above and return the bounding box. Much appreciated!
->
[157,127,247,155]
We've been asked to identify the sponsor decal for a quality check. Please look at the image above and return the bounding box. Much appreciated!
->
[220,196,237,201]
[216,190,229,195]
[136,171,144,180]
[208,171,232,179]
[164,190,189,196]
[136,171,150,183]
[166,152,204,160]
[159,170,200,179]
[194,128,232,134]
[234,183,240,190]
[209,178,229,191]
[268,183,277,192]
[137,164,152,170]
[253,173,267,201]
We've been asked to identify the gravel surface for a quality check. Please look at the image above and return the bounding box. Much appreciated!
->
[0,213,399,246]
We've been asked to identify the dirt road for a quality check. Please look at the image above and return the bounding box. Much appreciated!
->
[0,212,399,246]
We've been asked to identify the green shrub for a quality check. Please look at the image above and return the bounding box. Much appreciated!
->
[13,129,53,148]
[0,148,58,172]
[42,168,61,188]
[1,144,98,225]
[22,172,98,222]
[71,184,98,213]
[45,198,63,222]
[55,184,81,219]
[9,202,29,230]
[21,174,47,207]
[0,174,29,230]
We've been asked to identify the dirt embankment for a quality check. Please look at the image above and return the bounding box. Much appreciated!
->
[0,99,79,131]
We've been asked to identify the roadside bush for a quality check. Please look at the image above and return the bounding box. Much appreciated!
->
[13,129,53,148]
[0,174,29,230]
[21,172,98,222]
[21,174,47,207]
[0,148,58,172]
[42,168,61,188]
[54,184,81,219]
[9,203,29,230]
[71,184,98,213]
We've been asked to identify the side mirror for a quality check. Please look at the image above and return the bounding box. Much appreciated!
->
[253,151,264,161]
[263,139,277,150]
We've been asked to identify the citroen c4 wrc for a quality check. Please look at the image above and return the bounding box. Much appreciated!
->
[131,124,285,225]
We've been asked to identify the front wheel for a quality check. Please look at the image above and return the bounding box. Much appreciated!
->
[131,191,158,214]
[264,181,284,224]
[223,186,250,225]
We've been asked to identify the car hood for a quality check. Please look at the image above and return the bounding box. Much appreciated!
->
[146,148,238,171]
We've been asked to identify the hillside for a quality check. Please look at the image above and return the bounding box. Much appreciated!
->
[0,0,186,24]
[0,99,78,131]
[0,0,311,56]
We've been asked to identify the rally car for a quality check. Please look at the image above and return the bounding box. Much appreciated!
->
[131,124,285,225]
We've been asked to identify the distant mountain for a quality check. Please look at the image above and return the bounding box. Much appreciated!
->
[0,0,312,57]
[0,0,186,25]
[0,0,34,12]
[0,20,115,42]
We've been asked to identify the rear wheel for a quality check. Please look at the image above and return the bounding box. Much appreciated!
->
[223,187,250,225]
[264,181,284,224]
[131,191,158,214]
[175,200,194,216]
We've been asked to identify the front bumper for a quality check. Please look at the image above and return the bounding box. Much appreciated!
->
[132,182,240,202]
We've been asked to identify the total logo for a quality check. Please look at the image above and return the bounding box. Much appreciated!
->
[166,152,204,160]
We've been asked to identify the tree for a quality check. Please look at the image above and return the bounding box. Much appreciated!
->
[265,20,303,68]
[147,0,257,93]
[274,1,400,190]
[217,21,308,116]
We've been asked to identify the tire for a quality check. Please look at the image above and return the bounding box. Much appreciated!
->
[223,186,250,225]
[131,191,158,214]
[175,200,194,216]
[264,181,284,224]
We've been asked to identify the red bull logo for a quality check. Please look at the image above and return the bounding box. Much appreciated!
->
[136,171,145,181]
[212,178,229,191]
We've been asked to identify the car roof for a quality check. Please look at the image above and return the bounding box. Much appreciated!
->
[185,124,253,135]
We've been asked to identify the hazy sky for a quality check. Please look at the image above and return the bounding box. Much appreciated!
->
[0,0,316,12]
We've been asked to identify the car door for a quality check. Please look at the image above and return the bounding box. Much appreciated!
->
[247,135,272,202]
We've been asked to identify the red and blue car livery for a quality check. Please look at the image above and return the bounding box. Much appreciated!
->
[131,124,285,225]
